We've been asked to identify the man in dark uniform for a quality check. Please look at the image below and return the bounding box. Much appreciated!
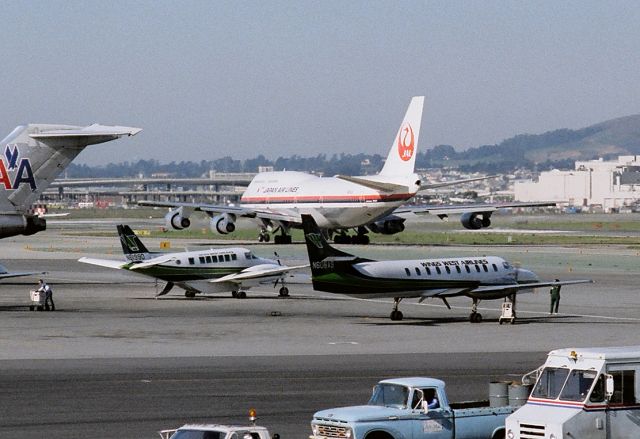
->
[38,279,55,311]
[549,279,561,314]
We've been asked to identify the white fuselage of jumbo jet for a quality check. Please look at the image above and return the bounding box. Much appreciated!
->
[240,171,421,229]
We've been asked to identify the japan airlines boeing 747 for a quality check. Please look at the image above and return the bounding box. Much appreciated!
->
[301,214,591,323]
[140,97,551,244]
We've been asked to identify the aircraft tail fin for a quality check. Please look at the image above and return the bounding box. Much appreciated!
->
[117,225,151,260]
[378,96,424,177]
[0,124,141,213]
[302,215,354,261]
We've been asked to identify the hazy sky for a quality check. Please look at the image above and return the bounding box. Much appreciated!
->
[1,1,638,166]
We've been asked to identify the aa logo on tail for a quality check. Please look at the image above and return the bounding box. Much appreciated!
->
[397,123,415,162]
[0,145,36,190]
[307,233,324,249]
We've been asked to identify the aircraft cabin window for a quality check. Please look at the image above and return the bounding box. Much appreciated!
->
[213,255,219,262]
[483,265,488,272]
[492,264,498,272]
[188,257,195,265]
[456,266,461,273]
[415,267,421,275]
[199,257,205,264]
[426,267,431,275]
[465,265,471,273]
[206,256,212,263]
[224,255,231,262]
[475,265,481,273]
[436,267,441,275]
[176,260,181,265]
[231,254,237,261]
[405,268,411,276]
[445,266,451,274]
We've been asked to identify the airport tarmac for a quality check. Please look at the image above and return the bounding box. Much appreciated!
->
[0,224,639,438]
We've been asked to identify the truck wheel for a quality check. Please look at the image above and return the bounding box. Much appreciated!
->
[29,305,34,311]
[492,430,505,439]
[365,432,395,439]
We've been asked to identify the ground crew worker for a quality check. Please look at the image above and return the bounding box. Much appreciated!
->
[549,280,561,314]
[38,279,55,311]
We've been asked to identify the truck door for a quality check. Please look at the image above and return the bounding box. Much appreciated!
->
[606,365,639,439]
[411,388,452,439]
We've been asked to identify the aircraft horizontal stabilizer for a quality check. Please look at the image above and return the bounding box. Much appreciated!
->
[78,257,129,270]
[336,175,409,193]
[31,124,142,139]
[0,270,46,279]
[210,264,309,283]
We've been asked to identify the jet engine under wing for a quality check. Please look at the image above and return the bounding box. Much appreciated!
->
[137,200,300,223]
[210,263,309,283]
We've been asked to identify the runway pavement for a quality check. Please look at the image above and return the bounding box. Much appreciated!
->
[0,225,639,438]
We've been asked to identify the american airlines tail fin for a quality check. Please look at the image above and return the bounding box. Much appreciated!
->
[117,225,152,261]
[378,96,424,177]
[0,124,140,238]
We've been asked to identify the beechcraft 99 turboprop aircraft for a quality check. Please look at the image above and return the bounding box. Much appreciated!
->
[140,97,551,244]
[301,214,591,323]
[79,225,307,298]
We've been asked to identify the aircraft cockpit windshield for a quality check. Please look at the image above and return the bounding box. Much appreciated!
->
[244,252,258,260]
[368,383,409,408]
[502,261,512,270]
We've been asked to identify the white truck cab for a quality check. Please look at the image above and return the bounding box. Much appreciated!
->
[159,409,276,439]
[506,346,640,439]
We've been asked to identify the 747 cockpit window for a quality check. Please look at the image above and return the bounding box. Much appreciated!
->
[532,367,570,399]
[369,383,409,408]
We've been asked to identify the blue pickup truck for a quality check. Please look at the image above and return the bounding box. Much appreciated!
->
[310,377,514,439]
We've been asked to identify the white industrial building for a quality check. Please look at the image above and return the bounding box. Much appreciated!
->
[515,156,640,211]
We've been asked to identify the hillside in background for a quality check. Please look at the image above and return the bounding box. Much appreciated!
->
[425,114,640,172]
[67,114,640,177]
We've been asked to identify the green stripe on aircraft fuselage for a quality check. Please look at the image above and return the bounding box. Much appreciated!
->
[128,265,240,282]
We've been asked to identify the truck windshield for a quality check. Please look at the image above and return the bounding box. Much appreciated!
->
[369,384,409,408]
[532,367,598,402]
[559,369,598,402]
[170,430,225,439]
[531,367,570,399]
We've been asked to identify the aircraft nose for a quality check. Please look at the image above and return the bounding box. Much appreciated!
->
[516,268,539,283]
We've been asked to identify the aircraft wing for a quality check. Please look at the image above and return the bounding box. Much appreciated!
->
[395,201,556,216]
[137,200,301,223]
[419,175,499,191]
[433,279,593,297]
[210,264,309,283]
[78,257,129,270]
[0,270,46,279]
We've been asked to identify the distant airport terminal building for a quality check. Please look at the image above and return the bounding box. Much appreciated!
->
[515,155,640,211]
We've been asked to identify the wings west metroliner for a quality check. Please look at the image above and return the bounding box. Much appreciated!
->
[79,225,307,298]
[0,123,140,279]
[140,97,551,244]
[301,214,591,323]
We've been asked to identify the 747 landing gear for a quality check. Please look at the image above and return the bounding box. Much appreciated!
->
[390,298,404,321]
[258,231,270,242]
[469,298,483,323]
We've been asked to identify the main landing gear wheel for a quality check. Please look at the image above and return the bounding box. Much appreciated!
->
[258,233,271,242]
[469,312,483,323]
[236,291,247,299]
[278,287,289,297]
[390,310,404,321]
[185,291,196,298]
